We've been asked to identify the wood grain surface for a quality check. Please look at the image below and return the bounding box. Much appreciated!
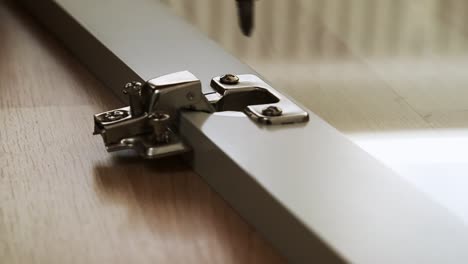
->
[0,2,284,263]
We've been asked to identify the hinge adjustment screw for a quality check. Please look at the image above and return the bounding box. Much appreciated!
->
[262,106,282,117]
[122,81,145,116]
[122,81,142,94]
[220,74,239,85]
[102,110,129,122]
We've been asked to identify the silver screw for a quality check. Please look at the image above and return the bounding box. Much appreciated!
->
[102,110,128,122]
[262,106,282,117]
[122,81,142,95]
[123,81,145,117]
[220,74,239,85]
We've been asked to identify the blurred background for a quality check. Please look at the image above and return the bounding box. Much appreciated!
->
[162,0,468,224]
[161,0,468,132]
[164,0,468,59]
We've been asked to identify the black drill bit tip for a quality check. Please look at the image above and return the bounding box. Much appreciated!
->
[236,0,255,36]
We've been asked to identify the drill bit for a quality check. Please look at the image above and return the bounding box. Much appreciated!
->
[236,0,255,36]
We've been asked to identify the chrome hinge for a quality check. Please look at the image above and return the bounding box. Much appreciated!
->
[93,71,309,158]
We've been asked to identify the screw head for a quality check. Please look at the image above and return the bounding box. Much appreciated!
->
[122,81,142,95]
[262,106,283,117]
[220,74,239,85]
[149,112,170,122]
[102,110,129,122]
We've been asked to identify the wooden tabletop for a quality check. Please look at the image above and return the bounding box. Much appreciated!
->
[0,2,284,263]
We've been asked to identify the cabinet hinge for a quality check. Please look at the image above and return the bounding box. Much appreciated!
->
[93,71,309,158]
